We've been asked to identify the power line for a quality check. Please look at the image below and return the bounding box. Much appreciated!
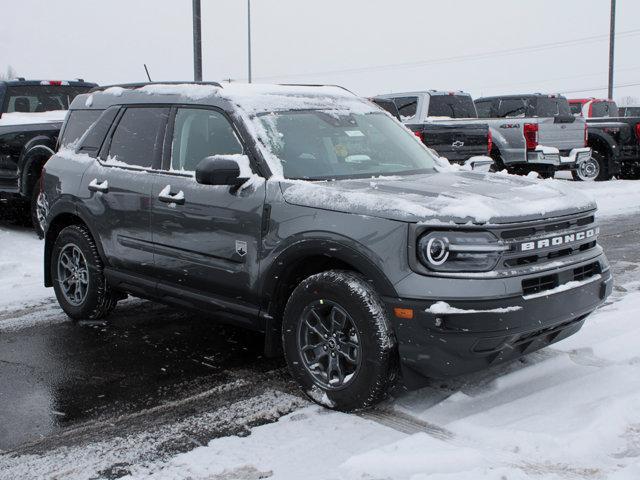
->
[560,80,640,95]
[251,28,640,81]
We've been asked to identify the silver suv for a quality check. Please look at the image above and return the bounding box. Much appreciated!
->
[40,83,612,410]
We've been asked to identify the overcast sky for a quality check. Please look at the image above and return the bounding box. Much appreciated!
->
[1,0,639,102]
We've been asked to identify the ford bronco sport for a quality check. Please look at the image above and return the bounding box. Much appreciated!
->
[41,83,612,411]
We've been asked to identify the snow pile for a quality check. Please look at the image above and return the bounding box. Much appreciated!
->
[426,301,522,314]
[555,176,640,218]
[0,110,67,126]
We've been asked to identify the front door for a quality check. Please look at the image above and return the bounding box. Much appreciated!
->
[150,107,266,308]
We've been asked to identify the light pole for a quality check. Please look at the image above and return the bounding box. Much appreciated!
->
[247,0,253,83]
[193,0,203,82]
[608,0,616,99]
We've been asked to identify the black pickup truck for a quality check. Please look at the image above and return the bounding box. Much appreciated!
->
[0,79,96,231]
[585,116,640,179]
[374,91,490,163]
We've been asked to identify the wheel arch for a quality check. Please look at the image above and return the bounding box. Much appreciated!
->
[44,210,105,287]
[19,139,56,196]
[587,129,619,175]
[260,238,397,357]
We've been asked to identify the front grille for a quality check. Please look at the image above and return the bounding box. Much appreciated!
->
[522,274,558,296]
[498,213,598,269]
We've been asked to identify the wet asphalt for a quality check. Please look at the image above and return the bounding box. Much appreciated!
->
[0,212,638,456]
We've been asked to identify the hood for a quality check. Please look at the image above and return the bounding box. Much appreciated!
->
[280,171,596,225]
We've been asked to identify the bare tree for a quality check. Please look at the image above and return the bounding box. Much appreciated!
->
[0,65,18,80]
[617,95,640,107]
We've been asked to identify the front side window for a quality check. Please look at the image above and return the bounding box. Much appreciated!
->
[107,107,169,168]
[170,108,243,172]
[257,110,437,180]
[2,86,90,113]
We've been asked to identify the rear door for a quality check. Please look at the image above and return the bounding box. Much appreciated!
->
[534,97,584,151]
[149,106,266,310]
[79,106,169,276]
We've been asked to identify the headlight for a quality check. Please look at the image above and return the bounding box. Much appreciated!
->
[417,231,507,272]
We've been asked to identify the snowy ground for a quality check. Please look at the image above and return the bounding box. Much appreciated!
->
[1,177,640,479]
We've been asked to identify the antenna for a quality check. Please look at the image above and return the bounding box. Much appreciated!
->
[144,64,152,82]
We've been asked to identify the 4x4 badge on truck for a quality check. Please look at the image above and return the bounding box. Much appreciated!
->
[235,240,248,257]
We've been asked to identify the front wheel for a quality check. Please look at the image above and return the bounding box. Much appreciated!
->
[282,270,397,411]
[573,150,610,181]
[52,225,118,321]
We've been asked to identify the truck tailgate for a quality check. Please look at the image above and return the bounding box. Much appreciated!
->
[418,122,489,162]
[537,117,585,152]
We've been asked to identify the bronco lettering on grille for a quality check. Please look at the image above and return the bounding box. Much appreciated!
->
[520,227,598,252]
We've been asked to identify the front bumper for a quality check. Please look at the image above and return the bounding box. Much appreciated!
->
[526,147,591,167]
[385,266,612,385]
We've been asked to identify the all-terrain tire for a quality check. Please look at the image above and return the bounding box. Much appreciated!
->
[282,270,398,411]
[51,225,117,321]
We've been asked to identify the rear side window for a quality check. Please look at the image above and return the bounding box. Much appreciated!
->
[59,110,103,148]
[535,97,571,117]
[427,95,477,118]
[392,97,418,121]
[475,101,493,118]
[498,98,528,118]
[107,107,169,168]
[170,108,243,172]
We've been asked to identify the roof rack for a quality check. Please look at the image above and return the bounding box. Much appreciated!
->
[90,81,222,93]
[277,83,356,95]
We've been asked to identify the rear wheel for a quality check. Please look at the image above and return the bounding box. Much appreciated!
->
[52,225,117,321]
[282,270,397,411]
[30,177,44,238]
[573,149,610,181]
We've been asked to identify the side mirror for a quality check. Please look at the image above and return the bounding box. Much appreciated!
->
[195,155,249,186]
[464,156,494,172]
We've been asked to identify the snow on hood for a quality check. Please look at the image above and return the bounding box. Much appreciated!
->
[281,172,596,224]
[0,110,67,126]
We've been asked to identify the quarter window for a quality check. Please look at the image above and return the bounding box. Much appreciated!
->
[170,108,243,172]
[107,107,169,168]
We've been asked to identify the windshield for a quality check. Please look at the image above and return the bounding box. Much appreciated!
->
[257,111,438,180]
[428,95,477,118]
[2,85,91,113]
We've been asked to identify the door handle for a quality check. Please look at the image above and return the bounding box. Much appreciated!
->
[158,185,185,205]
[88,178,109,193]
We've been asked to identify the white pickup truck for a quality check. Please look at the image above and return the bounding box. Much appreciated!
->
[474,94,593,179]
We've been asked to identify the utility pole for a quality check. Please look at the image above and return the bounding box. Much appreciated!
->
[608,0,616,99]
[247,0,252,83]
[193,0,203,81]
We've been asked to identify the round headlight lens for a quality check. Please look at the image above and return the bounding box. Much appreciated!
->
[426,237,449,265]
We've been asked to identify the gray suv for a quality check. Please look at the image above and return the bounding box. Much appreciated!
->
[40,83,612,411]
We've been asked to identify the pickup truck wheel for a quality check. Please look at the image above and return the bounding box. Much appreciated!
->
[282,270,397,411]
[573,150,609,181]
[30,179,44,238]
[52,225,117,321]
